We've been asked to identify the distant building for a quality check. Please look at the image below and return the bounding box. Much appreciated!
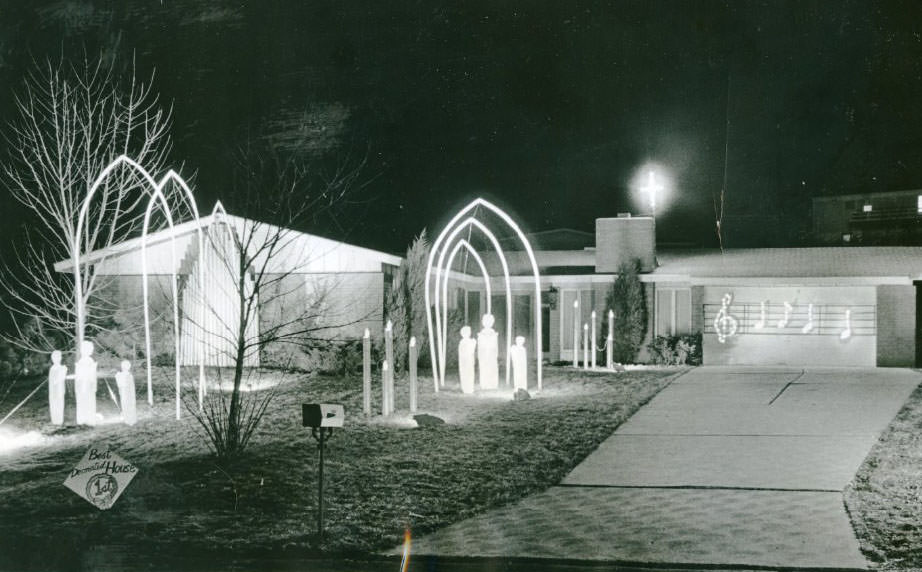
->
[812,189,922,245]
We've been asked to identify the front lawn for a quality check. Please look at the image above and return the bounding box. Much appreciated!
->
[0,364,682,569]
[846,381,922,570]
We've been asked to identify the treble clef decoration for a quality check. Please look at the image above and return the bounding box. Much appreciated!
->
[714,292,738,343]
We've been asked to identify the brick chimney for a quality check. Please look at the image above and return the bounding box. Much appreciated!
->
[594,215,656,273]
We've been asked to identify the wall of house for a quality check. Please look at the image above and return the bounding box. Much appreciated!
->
[876,285,915,366]
[89,274,179,363]
[700,285,877,366]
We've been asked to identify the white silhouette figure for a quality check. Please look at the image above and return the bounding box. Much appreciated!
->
[458,326,477,394]
[510,336,528,391]
[48,350,67,425]
[477,314,499,390]
[74,341,98,426]
[115,360,137,426]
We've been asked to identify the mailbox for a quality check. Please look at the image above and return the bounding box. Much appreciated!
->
[302,403,344,428]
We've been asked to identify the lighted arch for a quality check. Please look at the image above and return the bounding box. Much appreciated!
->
[444,239,492,314]
[158,171,206,409]
[75,155,204,420]
[435,219,512,387]
[140,192,180,418]
[425,198,543,392]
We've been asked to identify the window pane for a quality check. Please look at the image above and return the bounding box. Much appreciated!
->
[466,291,480,328]
[676,289,692,334]
[656,289,673,336]
[561,290,577,350]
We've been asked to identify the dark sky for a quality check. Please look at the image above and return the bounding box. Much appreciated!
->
[2,1,922,253]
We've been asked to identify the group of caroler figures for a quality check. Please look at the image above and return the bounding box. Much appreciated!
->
[458,313,528,394]
[47,340,137,427]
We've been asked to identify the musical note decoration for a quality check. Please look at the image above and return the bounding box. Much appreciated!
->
[714,292,739,343]
[840,309,852,340]
[753,300,766,330]
[777,301,793,329]
[801,303,814,334]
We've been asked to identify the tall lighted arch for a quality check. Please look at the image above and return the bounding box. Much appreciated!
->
[157,171,206,409]
[435,219,512,387]
[75,155,204,420]
[425,198,543,392]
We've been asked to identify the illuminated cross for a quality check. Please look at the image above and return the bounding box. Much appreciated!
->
[640,170,663,216]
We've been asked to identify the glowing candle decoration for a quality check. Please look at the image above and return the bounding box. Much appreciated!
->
[607,309,614,369]
[573,299,579,368]
[363,328,371,416]
[591,310,597,369]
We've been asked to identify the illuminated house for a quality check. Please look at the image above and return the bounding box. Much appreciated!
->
[812,189,922,245]
[54,207,401,367]
[444,215,922,367]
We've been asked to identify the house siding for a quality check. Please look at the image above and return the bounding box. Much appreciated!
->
[877,285,915,366]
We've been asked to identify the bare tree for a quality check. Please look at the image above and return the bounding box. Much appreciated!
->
[184,147,370,459]
[0,54,176,353]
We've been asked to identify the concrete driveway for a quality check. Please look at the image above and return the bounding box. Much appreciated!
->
[401,367,920,570]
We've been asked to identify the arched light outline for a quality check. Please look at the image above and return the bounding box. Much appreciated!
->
[75,155,204,420]
[157,171,206,409]
[444,239,492,315]
[436,223,511,386]
[425,198,542,392]
[140,191,179,418]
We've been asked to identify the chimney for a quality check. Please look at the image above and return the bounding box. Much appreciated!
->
[595,216,656,273]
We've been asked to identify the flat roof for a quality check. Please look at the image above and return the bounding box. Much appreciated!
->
[655,247,922,279]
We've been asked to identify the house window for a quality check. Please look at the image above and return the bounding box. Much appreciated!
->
[655,288,691,336]
[863,203,873,213]
[916,195,922,214]
[466,291,481,327]
[560,289,594,350]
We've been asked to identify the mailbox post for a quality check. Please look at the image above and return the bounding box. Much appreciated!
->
[302,403,344,538]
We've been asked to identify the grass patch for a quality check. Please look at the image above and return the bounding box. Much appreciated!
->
[0,365,681,567]
[845,381,922,569]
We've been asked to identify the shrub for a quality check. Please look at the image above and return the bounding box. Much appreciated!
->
[647,332,702,365]
[605,259,648,363]
[0,340,43,376]
[385,231,431,372]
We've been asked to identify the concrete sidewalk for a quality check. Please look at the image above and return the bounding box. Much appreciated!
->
[398,367,920,570]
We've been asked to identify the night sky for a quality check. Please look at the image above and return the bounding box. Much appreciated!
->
[2,1,922,253]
